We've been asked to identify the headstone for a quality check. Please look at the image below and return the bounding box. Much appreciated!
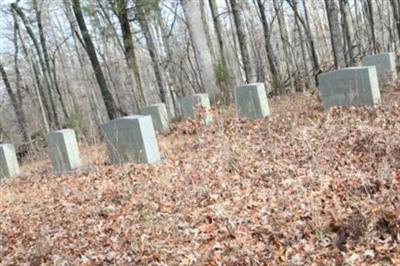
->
[180,93,212,124]
[234,83,271,119]
[101,115,161,164]
[46,129,81,172]
[362,52,397,84]
[318,66,381,110]
[140,103,170,133]
[0,144,20,179]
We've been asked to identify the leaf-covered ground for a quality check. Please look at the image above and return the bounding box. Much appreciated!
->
[1,90,400,265]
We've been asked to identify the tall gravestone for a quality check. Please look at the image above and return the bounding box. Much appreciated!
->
[46,129,81,172]
[234,83,271,119]
[101,115,161,164]
[140,103,170,133]
[318,66,381,110]
[362,52,397,84]
[180,93,212,124]
[0,144,20,179]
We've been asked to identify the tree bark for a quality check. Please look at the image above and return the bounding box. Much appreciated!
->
[208,0,227,68]
[200,0,215,60]
[0,63,29,142]
[16,24,50,133]
[11,2,58,128]
[230,0,255,83]
[208,0,231,102]
[273,0,295,93]
[32,0,64,126]
[301,0,320,73]
[181,0,219,101]
[366,0,377,53]
[339,0,354,64]
[324,0,346,69]
[136,0,168,104]
[256,0,280,91]
[72,0,119,120]
[389,0,400,47]
[114,0,145,109]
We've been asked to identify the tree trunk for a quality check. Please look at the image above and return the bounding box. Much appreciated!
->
[324,0,346,69]
[0,63,29,142]
[293,0,310,90]
[12,16,31,141]
[389,0,400,47]
[339,0,354,65]
[208,0,232,102]
[114,0,145,109]
[256,0,280,91]
[224,0,243,85]
[136,0,168,104]
[181,0,219,101]
[301,0,320,73]
[72,0,119,120]
[16,25,50,133]
[230,0,255,83]
[273,0,295,93]
[366,0,377,53]
[32,0,63,128]
[200,0,215,60]
[11,3,58,128]
[208,0,228,70]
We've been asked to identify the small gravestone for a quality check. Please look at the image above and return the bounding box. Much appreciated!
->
[140,103,170,133]
[234,83,271,119]
[46,129,81,172]
[0,144,20,179]
[180,93,212,124]
[362,52,397,84]
[318,66,381,110]
[101,115,161,164]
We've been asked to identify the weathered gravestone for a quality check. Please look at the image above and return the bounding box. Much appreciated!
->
[46,129,81,172]
[180,93,212,124]
[0,144,20,178]
[234,83,271,119]
[140,103,170,133]
[101,115,161,164]
[318,66,381,110]
[362,52,397,84]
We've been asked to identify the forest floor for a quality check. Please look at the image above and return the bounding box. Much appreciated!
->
[1,88,400,265]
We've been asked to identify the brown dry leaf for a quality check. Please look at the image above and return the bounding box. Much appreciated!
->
[1,91,400,265]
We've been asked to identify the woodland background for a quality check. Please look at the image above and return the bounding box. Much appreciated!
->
[0,0,399,152]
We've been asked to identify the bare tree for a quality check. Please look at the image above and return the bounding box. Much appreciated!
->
[390,0,400,45]
[72,0,119,120]
[230,0,255,83]
[365,0,377,53]
[339,0,355,64]
[181,0,218,101]
[324,0,346,69]
[0,63,29,142]
[136,0,168,104]
[113,0,145,109]
[11,2,59,128]
[256,0,280,91]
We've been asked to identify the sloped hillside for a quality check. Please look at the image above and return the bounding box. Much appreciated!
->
[1,90,400,265]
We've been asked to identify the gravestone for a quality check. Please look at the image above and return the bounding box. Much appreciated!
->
[318,66,381,110]
[180,93,212,124]
[46,129,81,172]
[140,103,170,133]
[362,52,397,84]
[101,115,161,164]
[234,83,271,119]
[0,144,20,179]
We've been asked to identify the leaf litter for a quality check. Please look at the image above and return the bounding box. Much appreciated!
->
[0,90,400,265]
